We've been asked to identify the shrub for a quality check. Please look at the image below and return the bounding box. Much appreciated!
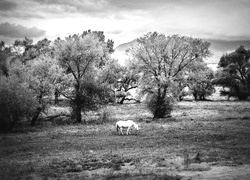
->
[0,76,37,132]
[146,93,174,119]
[98,107,112,124]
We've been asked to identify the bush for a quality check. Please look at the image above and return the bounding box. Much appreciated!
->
[98,107,112,124]
[146,93,174,119]
[0,76,37,132]
[219,84,249,100]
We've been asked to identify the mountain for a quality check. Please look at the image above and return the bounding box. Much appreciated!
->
[112,39,250,70]
[115,39,137,51]
[208,39,250,52]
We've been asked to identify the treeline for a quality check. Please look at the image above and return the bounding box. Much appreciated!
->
[0,30,250,131]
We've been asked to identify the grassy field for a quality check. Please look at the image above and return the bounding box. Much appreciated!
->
[0,100,250,179]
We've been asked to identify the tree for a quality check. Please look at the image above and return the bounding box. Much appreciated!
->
[96,58,122,103]
[82,30,114,54]
[0,74,37,131]
[35,38,52,55]
[11,37,52,63]
[187,61,215,100]
[129,32,211,118]
[214,45,250,100]
[98,58,140,104]
[55,33,109,123]
[12,55,63,126]
[12,37,35,61]
[115,62,140,104]
[0,41,12,76]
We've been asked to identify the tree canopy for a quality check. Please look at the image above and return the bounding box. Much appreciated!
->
[54,32,110,123]
[214,45,250,100]
[129,32,211,118]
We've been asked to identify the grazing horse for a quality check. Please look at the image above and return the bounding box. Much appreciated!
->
[116,120,139,135]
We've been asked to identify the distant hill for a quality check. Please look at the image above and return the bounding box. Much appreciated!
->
[112,39,250,69]
[208,39,250,52]
[115,39,137,52]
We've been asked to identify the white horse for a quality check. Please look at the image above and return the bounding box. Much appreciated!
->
[116,120,139,135]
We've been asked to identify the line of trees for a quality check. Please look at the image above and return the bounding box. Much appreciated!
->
[1,30,249,131]
[0,31,116,131]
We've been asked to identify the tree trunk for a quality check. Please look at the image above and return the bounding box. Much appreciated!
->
[153,106,166,118]
[153,99,166,119]
[75,104,82,123]
[75,85,85,123]
[153,86,169,119]
[75,93,82,123]
[54,89,59,105]
[193,92,197,101]
[119,96,126,104]
[73,82,83,123]
[31,107,42,126]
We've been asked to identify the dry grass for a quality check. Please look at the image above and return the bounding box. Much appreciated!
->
[0,101,250,179]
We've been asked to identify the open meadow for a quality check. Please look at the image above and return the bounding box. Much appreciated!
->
[0,100,250,180]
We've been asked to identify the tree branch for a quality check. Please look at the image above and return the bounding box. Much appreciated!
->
[60,92,74,102]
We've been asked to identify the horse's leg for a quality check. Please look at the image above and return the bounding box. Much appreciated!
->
[116,125,119,133]
[126,127,130,135]
[120,127,123,135]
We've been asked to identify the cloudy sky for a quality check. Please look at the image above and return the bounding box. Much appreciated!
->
[0,0,249,47]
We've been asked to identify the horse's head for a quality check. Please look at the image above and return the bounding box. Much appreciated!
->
[134,123,139,131]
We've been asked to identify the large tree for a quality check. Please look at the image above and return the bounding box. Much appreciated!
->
[129,32,211,118]
[214,45,250,100]
[55,33,110,123]
[11,55,63,126]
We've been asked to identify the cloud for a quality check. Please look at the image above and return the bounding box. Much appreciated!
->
[0,22,46,38]
[33,0,109,16]
[133,0,250,41]
[106,30,122,35]
[0,0,17,11]
[29,0,165,18]
[0,0,249,44]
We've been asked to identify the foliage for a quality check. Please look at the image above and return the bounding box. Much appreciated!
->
[146,93,174,118]
[25,56,62,98]
[187,61,215,100]
[55,32,111,123]
[0,42,12,76]
[82,30,115,54]
[95,58,122,103]
[97,58,140,104]
[12,37,52,63]
[214,45,250,100]
[1,38,62,128]
[98,107,112,124]
[129,32,211,118]
[70,77,111,118]
[12,55,63,126]
[0,75,37,131]
[115,62,140,104]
